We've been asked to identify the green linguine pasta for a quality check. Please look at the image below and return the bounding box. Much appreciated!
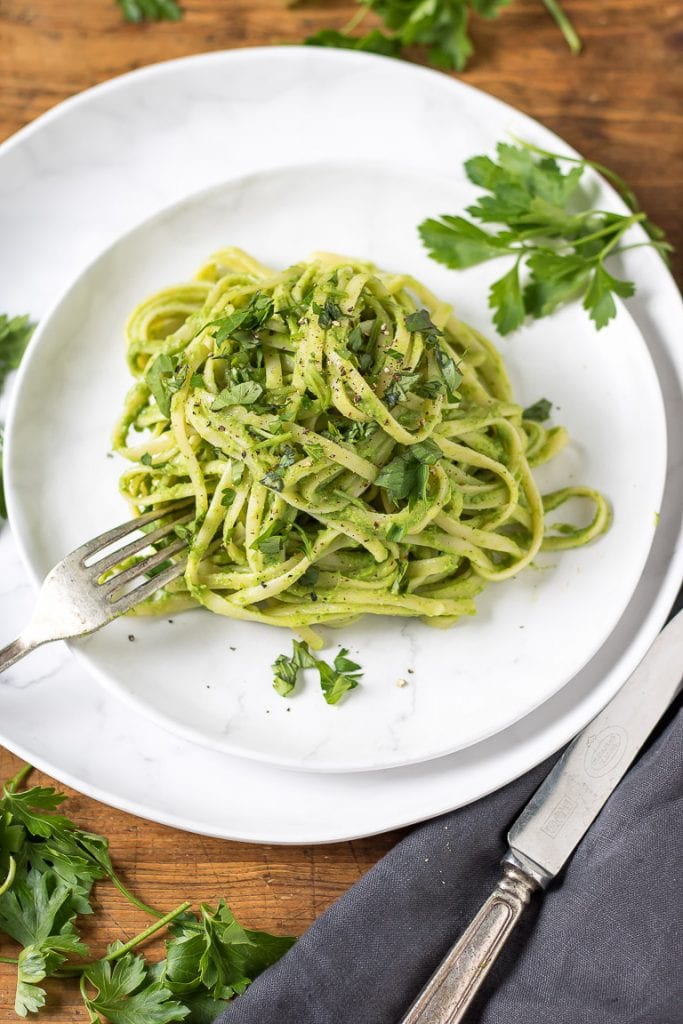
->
[113,248,610,648]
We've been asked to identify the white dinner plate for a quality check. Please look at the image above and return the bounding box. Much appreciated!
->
[0,48,681,839]
[4,160,666,771]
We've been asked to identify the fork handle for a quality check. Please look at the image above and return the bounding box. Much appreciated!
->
[399,863,538,1024]
[0,636,41,675]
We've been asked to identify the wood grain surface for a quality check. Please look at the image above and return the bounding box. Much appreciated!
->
[1,1,681,1020]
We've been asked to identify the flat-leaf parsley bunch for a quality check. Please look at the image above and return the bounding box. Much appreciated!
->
[419,140,670,334]
[0,765,294,1020]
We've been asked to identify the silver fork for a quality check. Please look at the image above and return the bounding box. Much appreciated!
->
[0,502,193,674]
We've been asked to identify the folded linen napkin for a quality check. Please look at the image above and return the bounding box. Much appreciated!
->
[217,600,683,1024]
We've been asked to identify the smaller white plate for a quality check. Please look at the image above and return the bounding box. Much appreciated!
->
[5,161,666,772]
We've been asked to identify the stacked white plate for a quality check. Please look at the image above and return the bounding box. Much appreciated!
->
[1,48,681,843]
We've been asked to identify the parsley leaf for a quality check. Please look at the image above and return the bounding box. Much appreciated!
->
[271,641,362,704]
[419,215,513,268]
[489,262,525,335]
[522,398,553,421]
[116,0,182,23]
[312,300,344,328]
[419,140,669,333]
[404,311,463,396]
[210,292,274,348]
[164,902,295,1002]
[83,952,188,1024]
[0,313,35,393]
[211,381,263,411]
[582,263,635,329]
[251,519,286,556]
[146,355,187,418]
[272,654,299,697]
[375,440,441,506]
[317,649,362,705]
[0,867,89,1014]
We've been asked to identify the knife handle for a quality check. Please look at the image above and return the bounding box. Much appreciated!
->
[399,863,538,1024]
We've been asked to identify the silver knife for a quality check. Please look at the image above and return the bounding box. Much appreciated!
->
[400,607,683,1024]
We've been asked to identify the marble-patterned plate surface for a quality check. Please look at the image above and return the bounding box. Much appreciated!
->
[4,159,667,771]
[0,49,681,837]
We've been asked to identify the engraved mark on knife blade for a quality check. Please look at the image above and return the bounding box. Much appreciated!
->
[584,725,628,779]
[540,795,578,838]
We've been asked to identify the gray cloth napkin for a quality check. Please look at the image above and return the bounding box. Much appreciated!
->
[217,607,683,1024]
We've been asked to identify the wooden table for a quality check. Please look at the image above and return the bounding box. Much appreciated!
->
[0,1,681,1019]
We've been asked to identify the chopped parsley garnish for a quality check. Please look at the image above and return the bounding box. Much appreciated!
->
[260,445,299,491]
[260,470,284,492]
[299,565,320,589]
[523,398,553,421]
[145,354,187,418]
[419,141,670,333]
[405,311,463,397]
[313,300,344,328]
[211,380,264,411]
[272,641,363,704]
[210,291,274,349]
[375,439,442,505]
[251,519,286,556]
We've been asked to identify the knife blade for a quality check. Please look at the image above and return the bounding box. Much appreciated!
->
[506,605,683,886]
[400,608,683,1024]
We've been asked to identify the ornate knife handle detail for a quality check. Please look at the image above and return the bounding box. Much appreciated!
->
[399,864,538,1024]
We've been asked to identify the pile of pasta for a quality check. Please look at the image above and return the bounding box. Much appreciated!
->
[113,249,609,646]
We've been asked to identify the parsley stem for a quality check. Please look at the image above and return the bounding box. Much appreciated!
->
[616,240,673,257]
[596,214,646,260]
[103,901,191,961]
[340,4,369,35]
[570,212,646,250]
[0,856,16,897]
[540,0,581,55]
[106,869,166,919]
[0,956,18,965]
[59,901,192,976]
[4,762,33,793]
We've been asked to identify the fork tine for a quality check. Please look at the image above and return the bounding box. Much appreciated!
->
[109,558,188,613]
[88,513,193,575]
[100,536,188,597]
[70,500,193,564]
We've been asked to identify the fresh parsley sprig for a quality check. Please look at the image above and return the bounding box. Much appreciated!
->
[0,765,295,1020]
[303,0,582,71]
[418,141,671,333]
